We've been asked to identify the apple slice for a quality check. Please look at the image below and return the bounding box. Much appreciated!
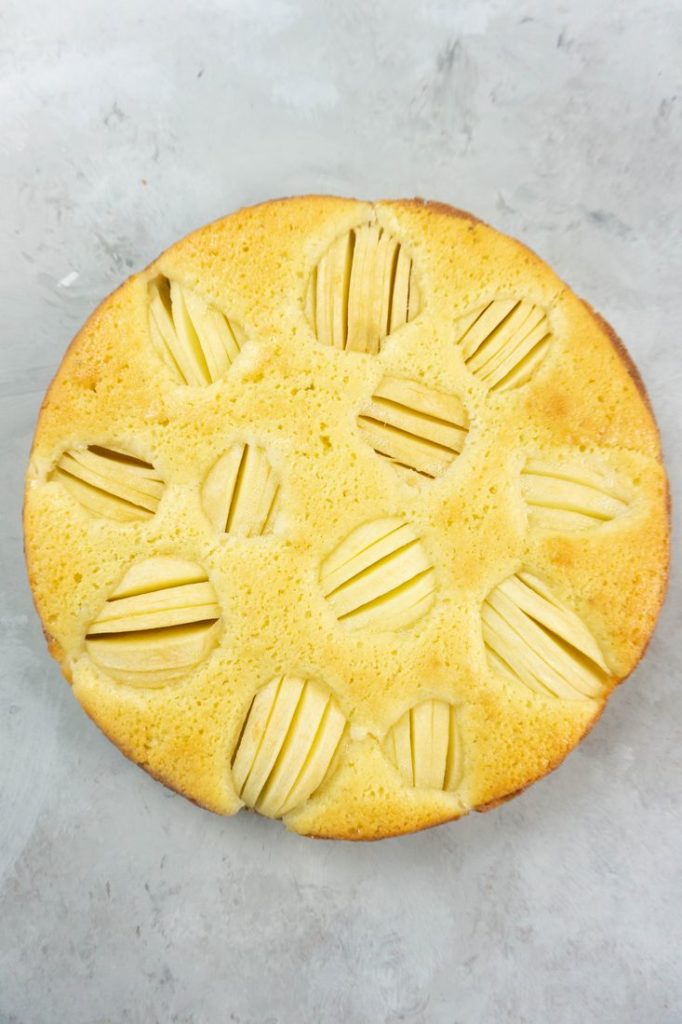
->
[358,376,469,480]
[385,699,461,792]
[86,620,222,686]
[239,676,306,809]
[256,681,330,817]
[320,518,436,631]
[279,701,345,815]
[232,675,346,817]
[85,557,221,687]
[201,443,280,537]
[483,571,611,699]
[305,221,421,354]
[148,276,244,386]
[455,298,552,392]
[51,445,165,522]
[521,457,629,530]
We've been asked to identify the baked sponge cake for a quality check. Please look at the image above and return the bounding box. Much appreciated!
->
[24,196,669,839]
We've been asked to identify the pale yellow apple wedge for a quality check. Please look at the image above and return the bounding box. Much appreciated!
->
[495,335,552,391]
[108,557,207,599]
[84,557,221,686]
[86,581,220,634]
[201,443,280,537]
[485,317,549,391]
[307,221,421,354]
[86,620,222,686]
[389,710,414,786]
[321,518,436,630]
[148,277,243,386]
[238,676,306,809]
[52,469,150,523]
[148,278,191,383]
[278,700,346,815]
[456,299,517,361]
[320,519,413,595]
[385,699,460,792]
[346,223,377,353]
[522,458,629,530]
[51,445,165,522]
[327,540,431,618]
[233,675,347,817]
[181,285,242,379]
[201,445,244,532]
[455,298,552,392]
[358,375,469,479]
[231,678,281,797]
[483,572,610,699]
[256,681,330,817]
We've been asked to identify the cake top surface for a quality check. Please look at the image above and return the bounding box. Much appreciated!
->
[24,196,669,839]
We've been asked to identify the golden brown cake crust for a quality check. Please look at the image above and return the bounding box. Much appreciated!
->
[24,196,669,839]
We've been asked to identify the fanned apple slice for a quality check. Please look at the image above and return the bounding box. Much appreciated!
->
[278,701,346,816]
[358,376,469,480]
[86,581,219,634]
[521,457,629,530]
[455,298,552,392]
[201,443,280,537]
[390,710,414,785]
[231,678,280,797]
[232,675,346,817]
[346,223,382,354]
[85,557,222,686]
[306,221,421,353]
[482,571,611,699]
[238,676,306,809]
[148,276,245,386]
[319,518,407,591]
[385,699,462,791]
[50,445,165,522]
[320,518,437,631]
[257,682,331,817]
[87,621,222,687]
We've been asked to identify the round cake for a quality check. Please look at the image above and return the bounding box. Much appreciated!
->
[24,196,669,839]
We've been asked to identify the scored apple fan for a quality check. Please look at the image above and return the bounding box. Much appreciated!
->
[319,518,436,631]
[50,444,165,522]
[357,376,469,481]
[305,221,421,354]
[201,443,281,537]
[455,298,552,392]
[385,699,462,792]
[85,557,222,686]
[148,275,246,386]
[482,571,611,699]
[232,675,346,818]
[521,457,629,531]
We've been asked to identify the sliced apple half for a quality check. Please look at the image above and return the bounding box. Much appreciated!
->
[358,375,469,480]
[319,518,436,631]
[50,444,165,523]
[148,276,245,386]
[232,674,346,817]
[521,457,629,531]
[482,571,611,699]
[385,698,462,791]
[305,221,421,354]
[455,298,552,392]
[85,556,222,686]
[201,443,280,537]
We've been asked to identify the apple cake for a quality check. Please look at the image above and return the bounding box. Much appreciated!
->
[24,196,669,839]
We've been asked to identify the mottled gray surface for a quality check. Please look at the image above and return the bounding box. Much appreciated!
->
[1,1,681,1021]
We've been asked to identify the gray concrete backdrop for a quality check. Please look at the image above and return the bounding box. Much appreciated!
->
[1,1,680,1022]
